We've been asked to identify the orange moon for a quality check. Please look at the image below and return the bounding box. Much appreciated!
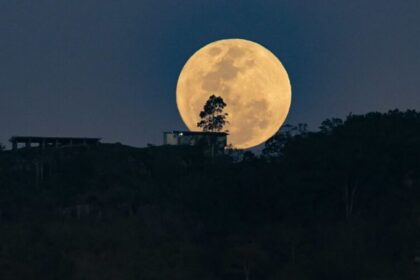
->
[176,39,292,149]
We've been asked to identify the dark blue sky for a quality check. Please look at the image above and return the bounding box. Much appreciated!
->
[1,0,419,148]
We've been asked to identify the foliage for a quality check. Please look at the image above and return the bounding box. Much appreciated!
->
[264,109,420,220]
[224,144,243,162]
[0,110,419,279]
[262,123,307,158]
[319,117,343,134]
[197,95,228,132]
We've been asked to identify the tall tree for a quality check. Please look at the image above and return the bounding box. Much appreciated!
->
[197,95,228,132]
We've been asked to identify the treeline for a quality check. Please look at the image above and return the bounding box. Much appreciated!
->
[0,110,419,280]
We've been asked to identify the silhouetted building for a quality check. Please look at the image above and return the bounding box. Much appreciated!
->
[9,136,101,151]
[163,131,227,156]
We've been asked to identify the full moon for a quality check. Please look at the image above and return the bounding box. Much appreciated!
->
[176,39,291,149]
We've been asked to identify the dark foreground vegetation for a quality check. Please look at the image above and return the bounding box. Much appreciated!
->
[0,110,419,280]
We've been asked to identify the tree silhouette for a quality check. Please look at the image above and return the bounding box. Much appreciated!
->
[262,124,301,158]
[197,95,228,132]
[0,110,419,278]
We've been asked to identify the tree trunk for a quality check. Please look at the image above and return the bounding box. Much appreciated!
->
[243,263,250,280]
[344,182,358,220]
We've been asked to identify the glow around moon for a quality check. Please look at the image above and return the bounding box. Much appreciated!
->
[176,39,291,149]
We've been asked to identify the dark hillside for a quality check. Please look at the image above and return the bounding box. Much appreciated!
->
[0,110,419,280]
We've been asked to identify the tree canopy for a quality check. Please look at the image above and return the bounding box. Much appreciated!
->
[197,94,228,132]
[0,110,419,279]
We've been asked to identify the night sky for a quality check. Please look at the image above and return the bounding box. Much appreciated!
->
[1,0,419,149]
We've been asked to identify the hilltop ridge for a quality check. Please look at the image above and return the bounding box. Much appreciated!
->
[0,110,419,280]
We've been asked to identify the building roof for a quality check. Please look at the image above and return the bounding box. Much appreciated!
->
[165,131,228,136]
